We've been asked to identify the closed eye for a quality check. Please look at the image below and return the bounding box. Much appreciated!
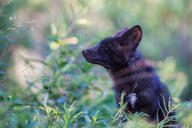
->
[100,47,104,51]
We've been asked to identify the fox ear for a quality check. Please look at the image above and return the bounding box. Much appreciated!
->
[119,25,142,50]
[113,28,129,38]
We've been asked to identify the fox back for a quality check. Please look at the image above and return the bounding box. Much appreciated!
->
[82,25,180,127]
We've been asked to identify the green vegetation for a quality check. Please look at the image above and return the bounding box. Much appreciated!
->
[0,0,192,127]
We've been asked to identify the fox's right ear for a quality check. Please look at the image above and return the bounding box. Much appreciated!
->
[118,25,142,50]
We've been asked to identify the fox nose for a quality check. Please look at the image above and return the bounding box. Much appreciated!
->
[82,49,88,56]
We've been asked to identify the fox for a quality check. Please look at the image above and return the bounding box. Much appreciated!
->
[82,25,181,127]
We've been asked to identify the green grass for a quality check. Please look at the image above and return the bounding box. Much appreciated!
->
[0,0,192,127]
[0,42,192,128]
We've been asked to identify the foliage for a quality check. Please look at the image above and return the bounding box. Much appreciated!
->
[1,41,192,127]
[0,0,192,128]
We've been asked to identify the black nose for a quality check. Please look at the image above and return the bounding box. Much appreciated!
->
[82,49,87,56]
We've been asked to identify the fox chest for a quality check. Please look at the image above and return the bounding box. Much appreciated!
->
[113,83,139,112]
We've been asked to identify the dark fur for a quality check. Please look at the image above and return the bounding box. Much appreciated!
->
[82,25,180,127]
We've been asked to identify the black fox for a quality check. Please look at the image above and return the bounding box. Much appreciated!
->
[82,25,180,127]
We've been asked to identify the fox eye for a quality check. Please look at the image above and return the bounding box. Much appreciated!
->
[100,46,104,51]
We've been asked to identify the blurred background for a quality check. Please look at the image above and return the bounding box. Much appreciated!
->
[0,0,192,127]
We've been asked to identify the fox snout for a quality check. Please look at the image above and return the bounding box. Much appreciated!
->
[82,46,111,68]
[82,47,99,63]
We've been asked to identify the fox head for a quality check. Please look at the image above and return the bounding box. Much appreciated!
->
[82,25,143,72]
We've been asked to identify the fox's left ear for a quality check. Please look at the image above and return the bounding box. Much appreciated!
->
[119,25,142,50]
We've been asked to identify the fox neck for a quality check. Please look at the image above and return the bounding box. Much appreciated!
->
[108,59,155,90]
[107,52,155,85]
[109,50,143,73]
[108,58,146,78]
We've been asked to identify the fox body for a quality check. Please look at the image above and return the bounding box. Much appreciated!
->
[82,25,179,127]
